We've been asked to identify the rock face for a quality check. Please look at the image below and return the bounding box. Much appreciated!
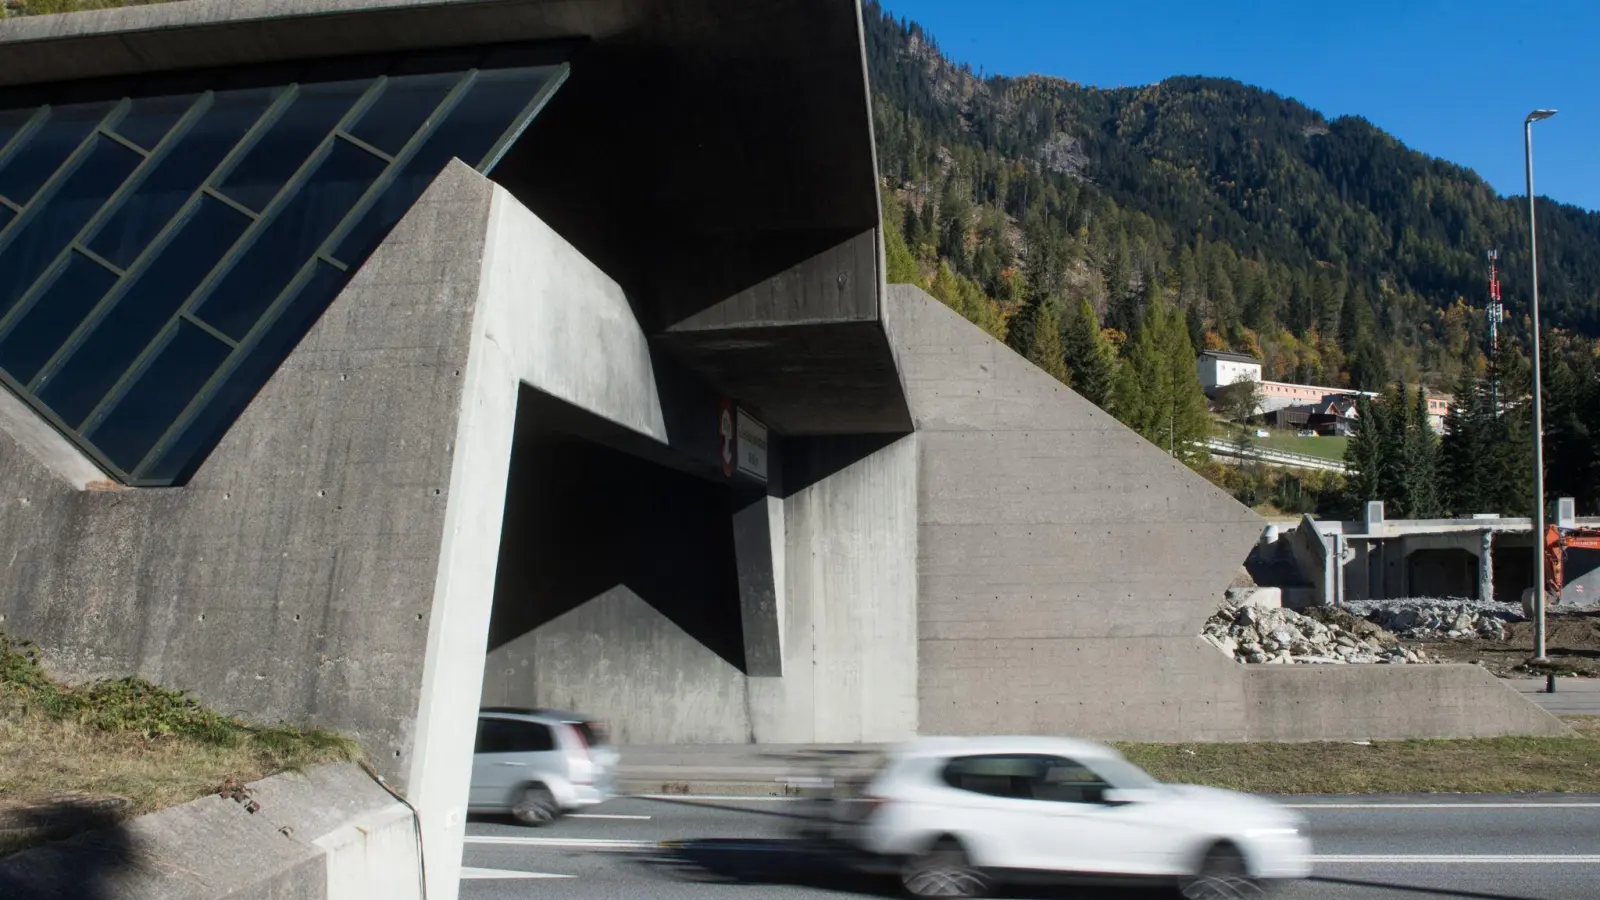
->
[1203,603,1429,665]
[1346,598,1518,642]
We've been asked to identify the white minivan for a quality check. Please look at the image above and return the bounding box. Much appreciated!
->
[468,707,619,825]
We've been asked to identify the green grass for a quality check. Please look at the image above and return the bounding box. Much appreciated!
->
[1117,716,1600,794]
[0,630,362,850]
[1215,422,1349,461]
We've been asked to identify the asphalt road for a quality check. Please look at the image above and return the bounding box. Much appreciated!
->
[459,794,1600,900]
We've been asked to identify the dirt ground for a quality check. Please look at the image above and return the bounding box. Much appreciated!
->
[1409,608,1600,677]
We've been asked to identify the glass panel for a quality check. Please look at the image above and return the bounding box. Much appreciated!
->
[346,72,460,156]
[217,79,368,212]
[0,101,114,205]
[114,94,199,151]
[89,319,232,472]
[88,88,276,269]
[0,134,142,320]
[39,195,250,426]
[335,66,556,263]
[196,138,384,340]
[142,260,347,483]
[0,206,13,233]
[0,251,118,384]
[0,108,35,159]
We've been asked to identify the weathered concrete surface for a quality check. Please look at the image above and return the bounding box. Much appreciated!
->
[0,764,418,900]
[1243,665,1570,740]
[0,162,492,776]
[886,284,1262,741]
[886,285,1565,741]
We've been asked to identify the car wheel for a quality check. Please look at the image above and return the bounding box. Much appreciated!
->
[511,784,560,827]
[900,838,989,898]
[1180,843,1266,899]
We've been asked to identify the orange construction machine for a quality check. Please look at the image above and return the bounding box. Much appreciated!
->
[1546,524,1600,603]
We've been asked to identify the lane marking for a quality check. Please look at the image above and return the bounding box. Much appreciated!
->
[1317,855,1600,864]
[465,836,660,850]
[635,794,800,802]
[460,867,575,880]
[570,813,653,820]
[1291,802,1600,810]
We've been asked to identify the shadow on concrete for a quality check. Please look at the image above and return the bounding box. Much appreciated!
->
[487,415,746,673]
[1308,875,1544,900]
[0,799,135,899]
[781,433,905,498]
[637,838,1209,899]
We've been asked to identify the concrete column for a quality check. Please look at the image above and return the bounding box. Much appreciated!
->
[1479,530,1495,603]
[732,486,783,676]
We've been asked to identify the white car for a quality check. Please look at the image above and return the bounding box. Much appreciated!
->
[468,708,619,825]
[840,736,1311,898]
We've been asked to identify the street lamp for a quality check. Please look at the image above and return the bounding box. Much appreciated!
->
[1524,108,1556,662]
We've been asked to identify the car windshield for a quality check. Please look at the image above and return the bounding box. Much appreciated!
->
[1087,756,1162,790]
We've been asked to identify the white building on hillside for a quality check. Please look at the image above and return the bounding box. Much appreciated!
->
[1196,350,1262,394]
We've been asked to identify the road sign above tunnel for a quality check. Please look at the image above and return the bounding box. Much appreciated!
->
[736,409,768,483]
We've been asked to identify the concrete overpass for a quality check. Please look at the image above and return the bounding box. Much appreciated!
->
[0,2,1564,897]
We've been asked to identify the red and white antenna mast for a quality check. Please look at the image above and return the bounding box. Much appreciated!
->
[1487,248,1504,410]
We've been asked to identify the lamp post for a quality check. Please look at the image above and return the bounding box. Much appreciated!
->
[1524,108,1556,662]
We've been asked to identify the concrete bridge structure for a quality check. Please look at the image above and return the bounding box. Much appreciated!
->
[0,1,1564,897]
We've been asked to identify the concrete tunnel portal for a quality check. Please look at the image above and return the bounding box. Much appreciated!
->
[478,385,774,740]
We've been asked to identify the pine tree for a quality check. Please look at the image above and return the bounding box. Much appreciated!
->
[1439,369,1490,515]
[1062,298,1116,409]
[1161,304,1213,466]
[1399,386,1443,518]
[1112,303,1209,464]
[1344,396,1386,505]
[1025,300,1069,383]
[880,187,921,285]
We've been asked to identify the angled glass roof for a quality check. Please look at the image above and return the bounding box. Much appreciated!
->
[0,44,568,485]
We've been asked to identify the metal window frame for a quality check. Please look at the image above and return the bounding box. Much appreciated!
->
[0,93,207,347]
[132,62,569,483]
[0,49,570,487]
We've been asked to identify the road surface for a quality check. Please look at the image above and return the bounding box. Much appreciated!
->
[459,793,1600,899]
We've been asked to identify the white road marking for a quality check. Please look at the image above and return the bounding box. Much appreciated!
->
[465,836,661,850]
[460,867,576,880]
[635,794,800,802]
[1317,855,1600,864]
[1291,802,1600,810]
[570,813,653,820]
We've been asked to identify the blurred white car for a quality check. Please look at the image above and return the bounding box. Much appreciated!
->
[468,707,619,825]
[840,736,1311,898]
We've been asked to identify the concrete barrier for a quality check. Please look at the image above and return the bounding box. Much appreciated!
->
[0,764,420,900]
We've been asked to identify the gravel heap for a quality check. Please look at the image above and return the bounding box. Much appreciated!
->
[1342,598,1519,641]
[1203,603,1430,665]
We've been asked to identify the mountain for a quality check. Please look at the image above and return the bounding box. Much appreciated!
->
[864,3,1600,390]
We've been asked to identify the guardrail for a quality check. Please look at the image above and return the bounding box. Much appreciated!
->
[1205,437,1349,473]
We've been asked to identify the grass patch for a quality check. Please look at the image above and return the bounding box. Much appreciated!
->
[1116,717,1600,794]
[0,630,361,843]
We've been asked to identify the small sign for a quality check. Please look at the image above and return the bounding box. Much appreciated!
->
[736,409,768,482]
[717,400,736,477]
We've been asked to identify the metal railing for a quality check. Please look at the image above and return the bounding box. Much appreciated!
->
[1205,437,1349,473]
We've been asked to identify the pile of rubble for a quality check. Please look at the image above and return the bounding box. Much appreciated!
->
[1344,598,1518,642]
[1204,603,1430,665]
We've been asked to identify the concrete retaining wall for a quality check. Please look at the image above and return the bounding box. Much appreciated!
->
[0,764,419,900]
[887,285,1568,742]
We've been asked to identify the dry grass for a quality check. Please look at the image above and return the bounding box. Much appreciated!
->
[1117,716,1600,795]
[0,631,360,847]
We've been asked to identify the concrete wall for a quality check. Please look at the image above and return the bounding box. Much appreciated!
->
[887,285,1567,741]
[886,285,1263,741]
[749,434,921,743]
[0,764,420,900]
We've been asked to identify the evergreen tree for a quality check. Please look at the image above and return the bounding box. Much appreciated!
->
[1062,298,1116,409]
[1399,387,1444,517]
[1025,300,1069,383]
[1439,369,1491,515]
[880,187,921,285]
[1344,395,1387,504]
[1112,304,1209,464]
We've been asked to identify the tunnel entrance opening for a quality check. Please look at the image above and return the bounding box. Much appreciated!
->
[477,385,761,747]
[1405,548,1479,600]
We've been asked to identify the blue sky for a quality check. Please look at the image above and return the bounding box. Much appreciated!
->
[880,0,1598,211]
